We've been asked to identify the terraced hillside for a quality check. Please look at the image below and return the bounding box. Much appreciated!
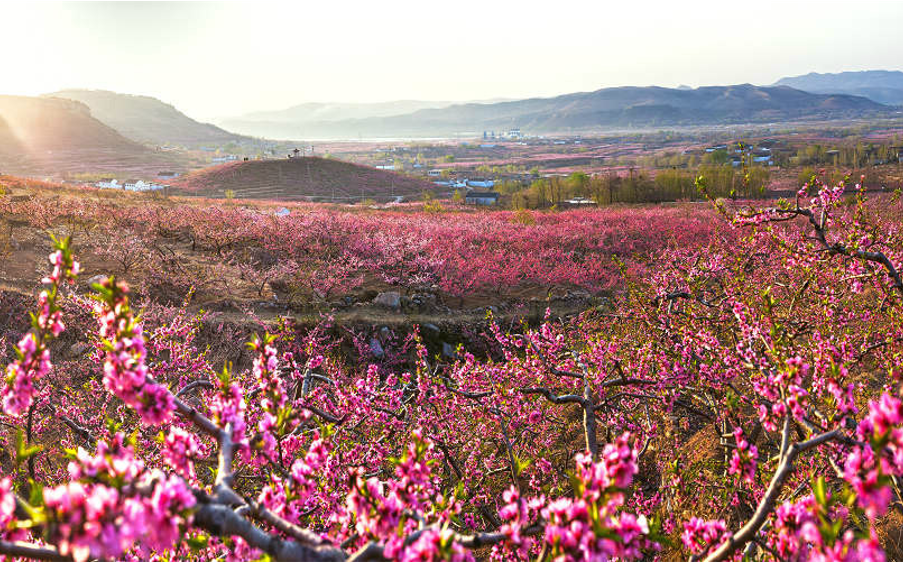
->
[170,157,436,201]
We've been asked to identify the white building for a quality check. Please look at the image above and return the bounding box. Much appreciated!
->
[467,179,495,188]
[124,180,165,192]
[95,179,164,191]
[96,179,123,189]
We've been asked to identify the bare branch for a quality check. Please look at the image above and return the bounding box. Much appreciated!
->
[175,379,214,398]
[703,429,842,561]
[519,387,583,404]
[0,540,70,561]
[193,502,345,561]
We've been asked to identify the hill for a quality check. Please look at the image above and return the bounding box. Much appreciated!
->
[221,84,890,138]
[775,70,903,106]
[46,89,248,147]
[0,95,181,176]
[169,157,437,201]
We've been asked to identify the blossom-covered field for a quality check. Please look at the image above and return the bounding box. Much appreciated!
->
[0,176,902,561]
[0,177,722,307]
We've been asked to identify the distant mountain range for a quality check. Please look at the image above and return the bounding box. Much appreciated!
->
[775,70,903,106]
[219,99,514,139]
[216,84,891,139]
[45,89,248,147]
[1,72,901,178]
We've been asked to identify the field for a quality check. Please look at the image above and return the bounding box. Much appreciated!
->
[0,175,719,326]
[1,168,903,561]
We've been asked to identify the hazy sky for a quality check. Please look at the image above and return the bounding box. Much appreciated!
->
[2,0,903,120]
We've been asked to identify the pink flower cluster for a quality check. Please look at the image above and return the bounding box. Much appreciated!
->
[42,248,80,286]
[498,486,544,558]
[68,434,144,482]
[250,334,290,457]
[0,478,15,529]
[681,517,729,554]
[289,433,329,503]
[399,527,471,562]
[2,245,78,416]
[250,334,285,415]
[94,278,174,425]
[1,332,51,416]
[844,393,903,519]
[727,427,758,483]
[344,430,459,560]
[768,494,885,561]
[162,427,201,480]
[596,433,639,491]
[209,376,247,445]
[542,434,651,561]
[44,435,195,561]
[770,497,816,559]
[43,481,122,561]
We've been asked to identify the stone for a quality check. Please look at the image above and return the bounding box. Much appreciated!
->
[373,291,402,310]
[442,341,457,359]
[369,337,385,358]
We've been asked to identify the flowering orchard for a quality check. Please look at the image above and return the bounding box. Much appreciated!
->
[0,186,721,306]
[0,177,902,561]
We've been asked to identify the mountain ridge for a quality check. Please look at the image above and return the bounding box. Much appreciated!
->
[0,95,181,176]
[218,83,890,139]
[45,89,249,147]
[775,70,903,106]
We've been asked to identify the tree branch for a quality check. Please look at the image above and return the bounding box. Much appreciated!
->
[703,429,842,561]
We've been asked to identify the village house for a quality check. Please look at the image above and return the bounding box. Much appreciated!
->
[563,197,596,207]
[96,178,122,189]
[124,179,165,192]
[94,178,164,191]
[435,179,468,189]
[465,191,500,206]
[466,178,495,189]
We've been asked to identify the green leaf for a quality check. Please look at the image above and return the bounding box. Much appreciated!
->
[813,476,827,507]
[28,479,44,508]
[185,534,209,551]
[14,429,42,466]
[514,455,531,476]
